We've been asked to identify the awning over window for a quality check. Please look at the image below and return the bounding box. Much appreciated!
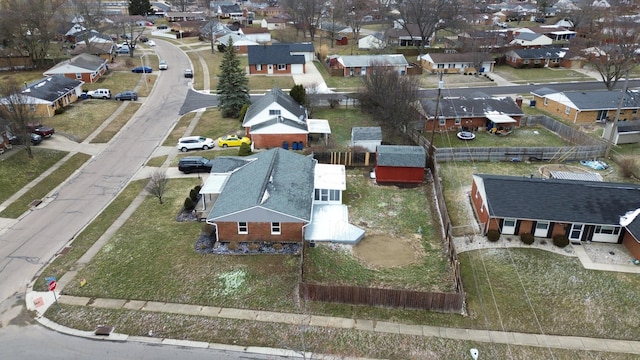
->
[486,113,517,123]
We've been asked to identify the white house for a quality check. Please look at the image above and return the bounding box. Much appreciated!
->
[260,17,288,30]
[418,52,495,74]
[510,33,553,47]
[358,33,386,50]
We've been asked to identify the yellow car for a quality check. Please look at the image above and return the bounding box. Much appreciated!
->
[217,134,251,148]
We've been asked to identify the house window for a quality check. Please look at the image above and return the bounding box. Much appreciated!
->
[238,222,248,234]
[437,64,444,69]
[314,189,341,202]
[524,60,530,64]
[455,117,461,125]
[565,106,570,115]
[594,225,620,235]
[75,73,82,79]
[29,104,36,112]
[439,117,446,126]
[448,64,455,68]
[544,98,548,106]
[633,109,638,115]
[256,64,262,71]
[269,109,281,116]
[534,60,540,64]
[277,64,286,70]
[271,222,281,235]
[551,58,559,63]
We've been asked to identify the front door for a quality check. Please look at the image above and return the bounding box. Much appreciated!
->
[502,218,516,235]
[569,223,584,242]
[268,64,273,75]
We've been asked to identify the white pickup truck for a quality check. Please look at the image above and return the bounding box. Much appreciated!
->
[86,89,111,99]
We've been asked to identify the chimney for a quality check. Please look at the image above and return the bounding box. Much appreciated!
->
[515,96,523,108]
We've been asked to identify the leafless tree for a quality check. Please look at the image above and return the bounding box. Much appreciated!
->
[282,0,324,40]
[0,79,38,159]
[395,0,461,56]
[358,62,421,135]
[345,0,369,46]
[176,0,188,12]
[5,0,67,68]
[580,15,640,90]
[146,170,169,204]
[65,0,109,54]
[556,2,598,31]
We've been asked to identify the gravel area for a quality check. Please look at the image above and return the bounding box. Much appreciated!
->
[453,234,638,266]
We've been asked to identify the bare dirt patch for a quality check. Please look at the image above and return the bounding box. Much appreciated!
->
[352,234,423,268]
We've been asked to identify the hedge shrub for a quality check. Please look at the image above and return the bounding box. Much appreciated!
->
[553,234,570,248]
[520,232,535,245]
[487,229,500,242]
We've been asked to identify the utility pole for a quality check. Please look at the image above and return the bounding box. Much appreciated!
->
[428,72,444,162]
[605,69,629,159]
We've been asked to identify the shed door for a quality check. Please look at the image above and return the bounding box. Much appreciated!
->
[502,218,516,235]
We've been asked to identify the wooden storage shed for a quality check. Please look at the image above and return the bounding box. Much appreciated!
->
[374,145,426,184]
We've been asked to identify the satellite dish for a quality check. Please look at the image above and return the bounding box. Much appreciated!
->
[470,348,479,360]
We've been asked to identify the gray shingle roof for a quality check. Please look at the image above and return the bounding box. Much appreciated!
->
[476,174,640,228]
[247,44,306,65]
[207,148,315,221]
[351,127,382,141]
[278,42,315,52]
[564,90,640,110]
[530,87,558,97]
[510,47,565,59]
[249,116,308,132]
[24,75,83,102]
[69,53,105,70]
[618,120,640,133]
[243,87,306,126]
[515,32,543,41]
[426,52,493,63]
[337,54,408,67]
[376,145,426,167]
[420,97,524,118]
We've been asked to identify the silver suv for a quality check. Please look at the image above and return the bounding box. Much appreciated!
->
[86,89,111,99]
[177,136,215,152]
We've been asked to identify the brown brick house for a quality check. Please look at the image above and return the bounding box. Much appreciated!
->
[248,44,306,75]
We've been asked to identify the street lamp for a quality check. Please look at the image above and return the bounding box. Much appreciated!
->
[140,54,148,90]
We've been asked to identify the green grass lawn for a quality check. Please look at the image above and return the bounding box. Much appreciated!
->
[90,102,141,143]
[493,65,592,83]
[44,101,122,142]
[0,148,67,205]
[431,125,571,148]
[163,112,197,146]
[0,153,90,218]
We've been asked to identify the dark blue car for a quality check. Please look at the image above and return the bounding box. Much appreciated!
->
[132,66,153,73]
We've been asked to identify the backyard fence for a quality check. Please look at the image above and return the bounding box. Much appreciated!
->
[299,282,464,312]
[312,151,376,167]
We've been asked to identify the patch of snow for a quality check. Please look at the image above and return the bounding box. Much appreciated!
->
[620,208,640,227]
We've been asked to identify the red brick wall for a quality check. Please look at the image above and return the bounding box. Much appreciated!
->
[623,234,640,260]
[216,221,304,243]
[249,65,268,75]
[470,181,489,232]
[375,166,424,183]
[249,64,293,75]
[423,116,522,132]
[251,134,307,149]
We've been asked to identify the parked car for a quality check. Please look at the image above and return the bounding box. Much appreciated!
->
[27,122,54,138]
[184,69,193,78]
[115,90,138,101]
[139,36,149,42]
[535,17,546,23]
[9,133,42,145]
[116,47,130,54]
[157,25,168,30]
[159,60,168,70]
[177,136,215,152]
[178,156,213,174]
[86,88,111,99]
[132,66,153,73]
[217,134,251,148]
[146,40,156,46]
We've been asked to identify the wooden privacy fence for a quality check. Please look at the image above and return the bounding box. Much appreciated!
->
[299,282,464,312]
[312,151,376,167]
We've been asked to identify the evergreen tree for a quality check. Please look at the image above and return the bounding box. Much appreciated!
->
[217,38,250,118]
[129,0,152,16]
[289,84,306,105]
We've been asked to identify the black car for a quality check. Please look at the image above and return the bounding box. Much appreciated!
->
[178,156,213,174]
[184,69,193,78]
[9,133,42,145]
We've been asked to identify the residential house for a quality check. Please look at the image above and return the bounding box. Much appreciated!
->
[43,53,108,83]
[165,12,206,22]
[602,120,640,145]
[216,33,258,53]
[504,48,565,68]
[242,87,306,148]
[386,23,432,48]
[326,54,409,77]
[203,148,363,244]
[238,27,271,43]
[199,20,233,41]
[279,42,315,62]
[0,75,83,118]
[510,32,553,47]
[418,96,524,133]
[0,47,32,71]
[470,174,640,259]
[530,87,640,124]
[248,44,306,75]
[418,52,495,74]
[375,145,426,184]
[457,30,511,52]
[351,127,382,152]
[260,17,288,30]
[530,26,576,41]
[358,33,386,50]
[69,42,116,63]
[254,6,286,18]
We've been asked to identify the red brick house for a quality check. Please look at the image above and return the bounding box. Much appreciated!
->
[471,174,640,259]
[43,53,108,83]
[375,145,426,184]
[417,96,524,133]
[248,44,306,75]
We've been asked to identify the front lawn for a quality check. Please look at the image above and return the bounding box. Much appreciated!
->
[493,65,592,83]
[430,125,571,148]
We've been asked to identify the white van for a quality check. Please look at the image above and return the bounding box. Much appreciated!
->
[86,89,111,99]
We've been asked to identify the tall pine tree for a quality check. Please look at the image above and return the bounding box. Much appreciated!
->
[217,38,250,118]
[129,0,152,15]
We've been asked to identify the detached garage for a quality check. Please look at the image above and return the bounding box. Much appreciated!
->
[374,145,426,184]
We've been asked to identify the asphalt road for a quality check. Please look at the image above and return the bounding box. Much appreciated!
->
[0,39,199,354]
